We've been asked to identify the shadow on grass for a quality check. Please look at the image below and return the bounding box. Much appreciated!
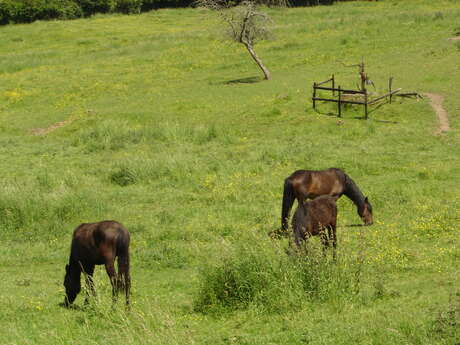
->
[58,302,82,310]
[341,223,364,228]
[312,107,399,124]
[225,76,263,85]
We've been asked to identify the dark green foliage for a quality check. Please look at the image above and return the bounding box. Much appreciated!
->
[290,0,334,6]
[0,0,350,25]
[0,0,83,24]
[141,0,191,11]
[116,0,142,13]
[76,0,115,15]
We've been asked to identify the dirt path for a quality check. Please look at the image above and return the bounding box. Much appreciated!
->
[424,93,450,134]
[448,36,460,41]
[30,118,73,136]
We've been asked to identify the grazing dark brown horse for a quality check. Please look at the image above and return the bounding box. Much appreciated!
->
[282,168,373,231]
[63,220,130,307]
[291,195,338,258]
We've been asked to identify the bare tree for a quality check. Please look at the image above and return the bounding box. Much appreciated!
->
[196,0,287,80]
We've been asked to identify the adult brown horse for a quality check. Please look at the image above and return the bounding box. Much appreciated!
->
[63,220,131,307]
[291,195,338,258]
[282,168,373,231]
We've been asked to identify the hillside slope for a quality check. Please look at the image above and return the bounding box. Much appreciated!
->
[0,1,459,344]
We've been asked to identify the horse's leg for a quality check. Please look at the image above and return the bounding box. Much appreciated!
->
[83,264,96,304]
[293,225,305,251]
[104,258,118,303]
[117,253,130,307]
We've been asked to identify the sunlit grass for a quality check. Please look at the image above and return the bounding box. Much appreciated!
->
[0,0,459,344]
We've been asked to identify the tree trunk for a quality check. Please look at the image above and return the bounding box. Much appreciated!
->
[243,42,271,80]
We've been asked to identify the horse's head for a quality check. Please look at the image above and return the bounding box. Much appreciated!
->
[63,264,81,306]
[359,197,373,226]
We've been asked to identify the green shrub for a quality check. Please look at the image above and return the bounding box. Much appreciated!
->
[194,240,362,313]
[0,0,82,24]
[0,1,13,24]
[115,0,142,13]
[76,0,116,15]
[194,246,289,312]
[0,0,347,25]
[141,0,191,11]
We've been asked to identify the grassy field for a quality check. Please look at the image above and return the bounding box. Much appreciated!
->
[0,0,459,344]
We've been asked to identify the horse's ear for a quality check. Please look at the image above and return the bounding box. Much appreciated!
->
[364,196,369,203]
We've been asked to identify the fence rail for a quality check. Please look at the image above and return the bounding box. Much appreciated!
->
[312,75,400,119]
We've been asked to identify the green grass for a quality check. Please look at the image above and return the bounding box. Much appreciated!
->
[0,0,459,344]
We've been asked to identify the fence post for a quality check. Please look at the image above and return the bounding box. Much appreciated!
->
[338,85,342,117]
[388,77,393,104]
[332,74,335,96]
[312,82,317,109]
[364,88,368,119]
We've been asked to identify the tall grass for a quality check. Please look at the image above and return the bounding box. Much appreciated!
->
[0,0,459,344]
[0,179,107,240]
[195,238,363,314]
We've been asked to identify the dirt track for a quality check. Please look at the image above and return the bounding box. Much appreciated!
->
[424,93,450,134]
[30,118,72,136]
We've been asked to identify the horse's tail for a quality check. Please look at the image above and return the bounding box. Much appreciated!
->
[281,178,296,231]
[116,229,131,305]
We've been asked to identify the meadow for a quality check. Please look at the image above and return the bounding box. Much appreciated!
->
[0,0,459,344]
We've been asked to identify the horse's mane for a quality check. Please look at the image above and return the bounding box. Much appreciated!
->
[342,172,366,210]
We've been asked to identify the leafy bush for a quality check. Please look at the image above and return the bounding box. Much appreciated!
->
[116,0,142,13]
[0,0,351,25]
[0,0,83,24]
[0,1,14,24]
[75,0,116,15]
[141,0,191,11]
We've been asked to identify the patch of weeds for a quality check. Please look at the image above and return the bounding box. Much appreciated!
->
[138,243,188,269]
[433,11,444,21]
[194,242,362,314]
[263,107,282,118]
[128,223,148,234]
[36,171,56,191]
[157,211,175,226]
[194,124,218,144]
[372,278,400,300]
[433,292,460,343]
[110,167,137,186]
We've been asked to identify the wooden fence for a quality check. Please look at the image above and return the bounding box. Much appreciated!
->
[312,75,401,119]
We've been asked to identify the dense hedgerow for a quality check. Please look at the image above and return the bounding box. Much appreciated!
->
[0,0,83,24]
[0,0,348,25]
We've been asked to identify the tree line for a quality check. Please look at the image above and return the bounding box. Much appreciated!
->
[0,0,349,25]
